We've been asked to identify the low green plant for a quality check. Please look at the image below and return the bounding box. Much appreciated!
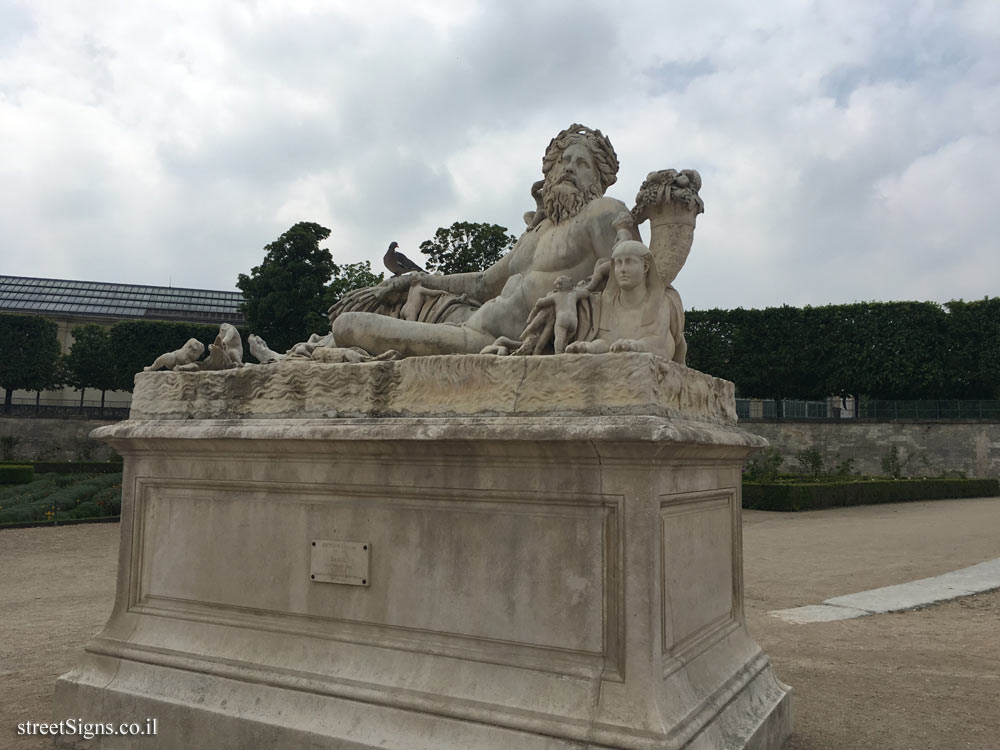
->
[881,446,903,479]
[0,435,18,462]
[0,472,122,527]
[75,441,96,462]
[830,457,857,477]
[744,447,783,482]
[794,447,824,476]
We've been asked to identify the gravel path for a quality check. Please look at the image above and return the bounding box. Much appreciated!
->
[2,497,999,749]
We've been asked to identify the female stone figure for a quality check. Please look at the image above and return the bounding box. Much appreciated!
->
[566,237,679,359]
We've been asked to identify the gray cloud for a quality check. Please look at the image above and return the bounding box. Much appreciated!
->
[0,0,997,315]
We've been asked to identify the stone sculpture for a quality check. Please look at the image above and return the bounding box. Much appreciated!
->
[328,124,638,357]
[631,168,704,285]
[248,332,335,363]
[565,231,677,358]
[519,275,591,355]
[143,338,204,372]
[145,323,243,373]
[249,332,401,365]
[315,125,702,365]
[479,212,684,360]
[56,125,792,750]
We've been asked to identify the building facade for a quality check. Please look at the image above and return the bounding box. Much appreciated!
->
[0,275,244,406]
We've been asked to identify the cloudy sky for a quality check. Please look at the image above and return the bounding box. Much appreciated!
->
[2,0,997,312]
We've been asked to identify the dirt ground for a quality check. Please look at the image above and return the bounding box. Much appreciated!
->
[742,498,1000,750]
[2,498,999,749]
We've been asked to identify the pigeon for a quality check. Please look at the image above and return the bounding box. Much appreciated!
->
[383,241,425,276]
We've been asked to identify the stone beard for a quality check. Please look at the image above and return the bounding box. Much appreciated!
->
[543,175,602,225]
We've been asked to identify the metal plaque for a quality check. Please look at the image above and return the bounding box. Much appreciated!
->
[310,540,371,586]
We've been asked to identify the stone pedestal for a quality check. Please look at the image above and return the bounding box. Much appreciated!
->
[54,354,791,749]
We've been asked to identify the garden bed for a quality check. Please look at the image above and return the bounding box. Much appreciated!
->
[0,472,122,528]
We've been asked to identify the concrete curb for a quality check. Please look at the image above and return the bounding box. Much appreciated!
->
[769,557,1000,624]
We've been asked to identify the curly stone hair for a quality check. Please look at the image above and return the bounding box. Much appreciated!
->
[541,124,619,193]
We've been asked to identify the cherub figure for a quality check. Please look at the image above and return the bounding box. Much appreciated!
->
[516,275,591,354]
[143,339,204,372]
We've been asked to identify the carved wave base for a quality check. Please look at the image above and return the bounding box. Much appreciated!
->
[54,374,790,749]
[127,352,739,425]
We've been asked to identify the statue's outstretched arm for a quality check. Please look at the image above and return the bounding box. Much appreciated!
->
[397,250,512,305]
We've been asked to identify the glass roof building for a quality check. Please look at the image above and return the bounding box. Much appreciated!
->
[0,275,245,325]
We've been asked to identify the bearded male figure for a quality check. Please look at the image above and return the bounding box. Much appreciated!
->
[330,124,640,357]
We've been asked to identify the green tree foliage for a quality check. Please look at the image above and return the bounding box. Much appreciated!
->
[942,298,1000,398]
[324,260,384,309]
[419,222,516,275]
[63,324,117,407]
[237,222,337,352]
[109,321,223,392]
[0,314,62,409]
[685,299,994,401]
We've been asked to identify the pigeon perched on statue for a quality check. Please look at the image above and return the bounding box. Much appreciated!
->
[382,242,425,276]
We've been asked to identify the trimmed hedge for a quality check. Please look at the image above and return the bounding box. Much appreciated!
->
[31,461,123,474]
[0,465,34,484]
[743,478,1000,512]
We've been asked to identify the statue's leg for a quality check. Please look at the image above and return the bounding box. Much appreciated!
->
[332,312,494,357]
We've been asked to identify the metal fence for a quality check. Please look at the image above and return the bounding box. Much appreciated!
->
[856,400,1000,419]
[2,398,130,420]
[737,398,1000,420]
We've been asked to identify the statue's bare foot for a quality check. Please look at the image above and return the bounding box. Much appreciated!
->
[609,338,643,353]
[512,334,537,356]
[481,337,521,356]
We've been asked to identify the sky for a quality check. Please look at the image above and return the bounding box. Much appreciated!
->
[1,0,998,312]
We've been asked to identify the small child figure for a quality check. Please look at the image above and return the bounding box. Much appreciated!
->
[518,275,590,354]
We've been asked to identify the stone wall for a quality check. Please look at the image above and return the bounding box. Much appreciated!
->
[5,413,1000,479]
[0,417,118,462]
[747,420,1000,479]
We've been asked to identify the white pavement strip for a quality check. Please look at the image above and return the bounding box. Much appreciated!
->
[768,558,1000,624]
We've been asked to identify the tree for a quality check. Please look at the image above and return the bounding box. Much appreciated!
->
[63,324,117,408]
[0,314,62,411]
[324,260,384,309]
[237,222,338,353]
[419,222,516,275]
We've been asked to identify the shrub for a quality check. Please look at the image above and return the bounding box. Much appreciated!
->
[1,436,18,461]
[794,447,824,476]
[0,464,34,484]
[831,457,857,477]
[743,478,999,512]
[744,447,783,482]
[881,446,903,479]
